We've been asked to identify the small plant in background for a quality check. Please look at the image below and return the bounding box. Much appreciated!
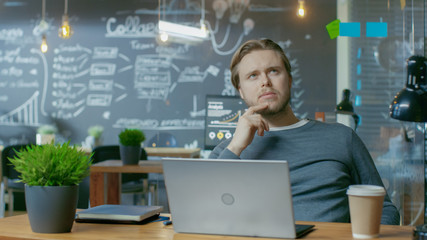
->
[119,128,145,146]
[36,124,57,145]
[88,125,104,138]
[9,141,92,186]
[37,124,57,134]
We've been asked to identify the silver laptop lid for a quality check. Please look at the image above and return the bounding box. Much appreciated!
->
[162,158,297,238]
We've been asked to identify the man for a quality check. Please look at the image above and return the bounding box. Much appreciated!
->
[209,39,400,225]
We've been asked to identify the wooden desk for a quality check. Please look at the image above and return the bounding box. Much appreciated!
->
[144,147,201,158]
[90,160,163,207]
[0,213,414,240]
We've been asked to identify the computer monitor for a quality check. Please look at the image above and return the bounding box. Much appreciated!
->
[204,95,247,150]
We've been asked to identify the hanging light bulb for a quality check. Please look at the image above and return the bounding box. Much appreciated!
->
[297,0,305,17]
[59,14,73,39]
[58,0,73,39]
[159,31,169,42]
[41,34,48,53]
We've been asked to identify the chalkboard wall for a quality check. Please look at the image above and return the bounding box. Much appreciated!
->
[0,0,336,148]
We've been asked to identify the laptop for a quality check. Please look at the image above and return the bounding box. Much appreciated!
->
[162,158,314,238]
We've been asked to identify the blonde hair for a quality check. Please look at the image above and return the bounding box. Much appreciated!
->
[230,39,292,89]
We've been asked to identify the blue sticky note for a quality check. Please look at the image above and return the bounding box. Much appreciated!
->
[339,22,360,37]
[357,80,362,90]
[366,22,387,37]
[355,95,362,107]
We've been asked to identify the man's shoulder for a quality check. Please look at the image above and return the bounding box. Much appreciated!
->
[307,119,355,135]
[310,119,352,129]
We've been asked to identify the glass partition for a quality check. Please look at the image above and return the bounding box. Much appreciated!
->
[337,0,426,225]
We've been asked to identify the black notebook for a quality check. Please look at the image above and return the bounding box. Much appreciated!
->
[75,204,163,223]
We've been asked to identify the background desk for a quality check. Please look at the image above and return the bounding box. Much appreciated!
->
[0,213,414,240]
[144,147,200,158]
[90,147,199,208]
[90,160,163,207]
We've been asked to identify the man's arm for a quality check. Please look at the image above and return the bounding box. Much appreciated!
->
[209,141,240,159]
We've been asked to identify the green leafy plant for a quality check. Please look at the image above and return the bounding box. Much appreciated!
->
[88,125,104,138]
[118,128,145,146]
[9,142,92,186]
[37,124,57,134]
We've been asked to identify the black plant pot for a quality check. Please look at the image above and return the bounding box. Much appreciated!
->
[119,144,141,165]
[25,185,79,233]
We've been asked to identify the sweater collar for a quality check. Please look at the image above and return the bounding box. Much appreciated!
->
[269,119,309,131]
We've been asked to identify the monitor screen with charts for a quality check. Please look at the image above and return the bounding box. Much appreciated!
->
[204,95,247,150]
[162,158,314,239]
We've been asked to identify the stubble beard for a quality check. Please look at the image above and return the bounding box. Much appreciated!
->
[243,92,291,117]
[258,96,290,117]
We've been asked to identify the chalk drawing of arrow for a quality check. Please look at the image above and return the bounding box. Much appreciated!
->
[118,65,133,73]
[75,68,90,78]
[72,83,87,95]
[73,106,85,117]
[119,53,130,62]
[114,83,126,90]
[115,93,127,102]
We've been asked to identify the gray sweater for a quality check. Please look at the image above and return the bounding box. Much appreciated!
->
[209,120,400,225]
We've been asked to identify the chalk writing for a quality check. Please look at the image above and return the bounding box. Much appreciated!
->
[105,16,156,38]
[177,65,219,83]
[89,79,114,91]
[130,40,155,50]
[113,118,159,129]
[134,55,173,102]
[0,28,24,41]
[1,66,23,77]
[93,47,119,59]
[87,94,112,106]
[90,63,116,76]
[112,117,204,130]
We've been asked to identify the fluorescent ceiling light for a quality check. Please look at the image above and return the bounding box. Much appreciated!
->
[158,20,208,40]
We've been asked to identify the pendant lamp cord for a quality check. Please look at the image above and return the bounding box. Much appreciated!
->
[42,0,45,21]
[64,0,68,15]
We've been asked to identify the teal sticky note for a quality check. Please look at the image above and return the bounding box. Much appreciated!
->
[339,22,360,37]
[366,22,387,37]
[326,19,340,39]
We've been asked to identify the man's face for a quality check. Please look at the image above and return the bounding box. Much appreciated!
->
[237,50,292,116]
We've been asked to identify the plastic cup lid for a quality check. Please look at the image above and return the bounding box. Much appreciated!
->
[346,184,386,196]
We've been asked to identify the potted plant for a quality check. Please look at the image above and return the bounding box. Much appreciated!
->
[36,124,57,145]
[9,142,92,233]
[87,125,104,148]
[118,128,145,165]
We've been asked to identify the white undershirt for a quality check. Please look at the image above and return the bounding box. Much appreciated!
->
[269,119,309,131]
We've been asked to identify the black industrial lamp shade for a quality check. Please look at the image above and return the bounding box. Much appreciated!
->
[389,56,427,122]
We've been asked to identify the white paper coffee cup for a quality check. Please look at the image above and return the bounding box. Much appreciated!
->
[347,185,386,239]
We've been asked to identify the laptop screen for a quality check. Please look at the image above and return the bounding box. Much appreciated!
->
[204,95,247,150]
